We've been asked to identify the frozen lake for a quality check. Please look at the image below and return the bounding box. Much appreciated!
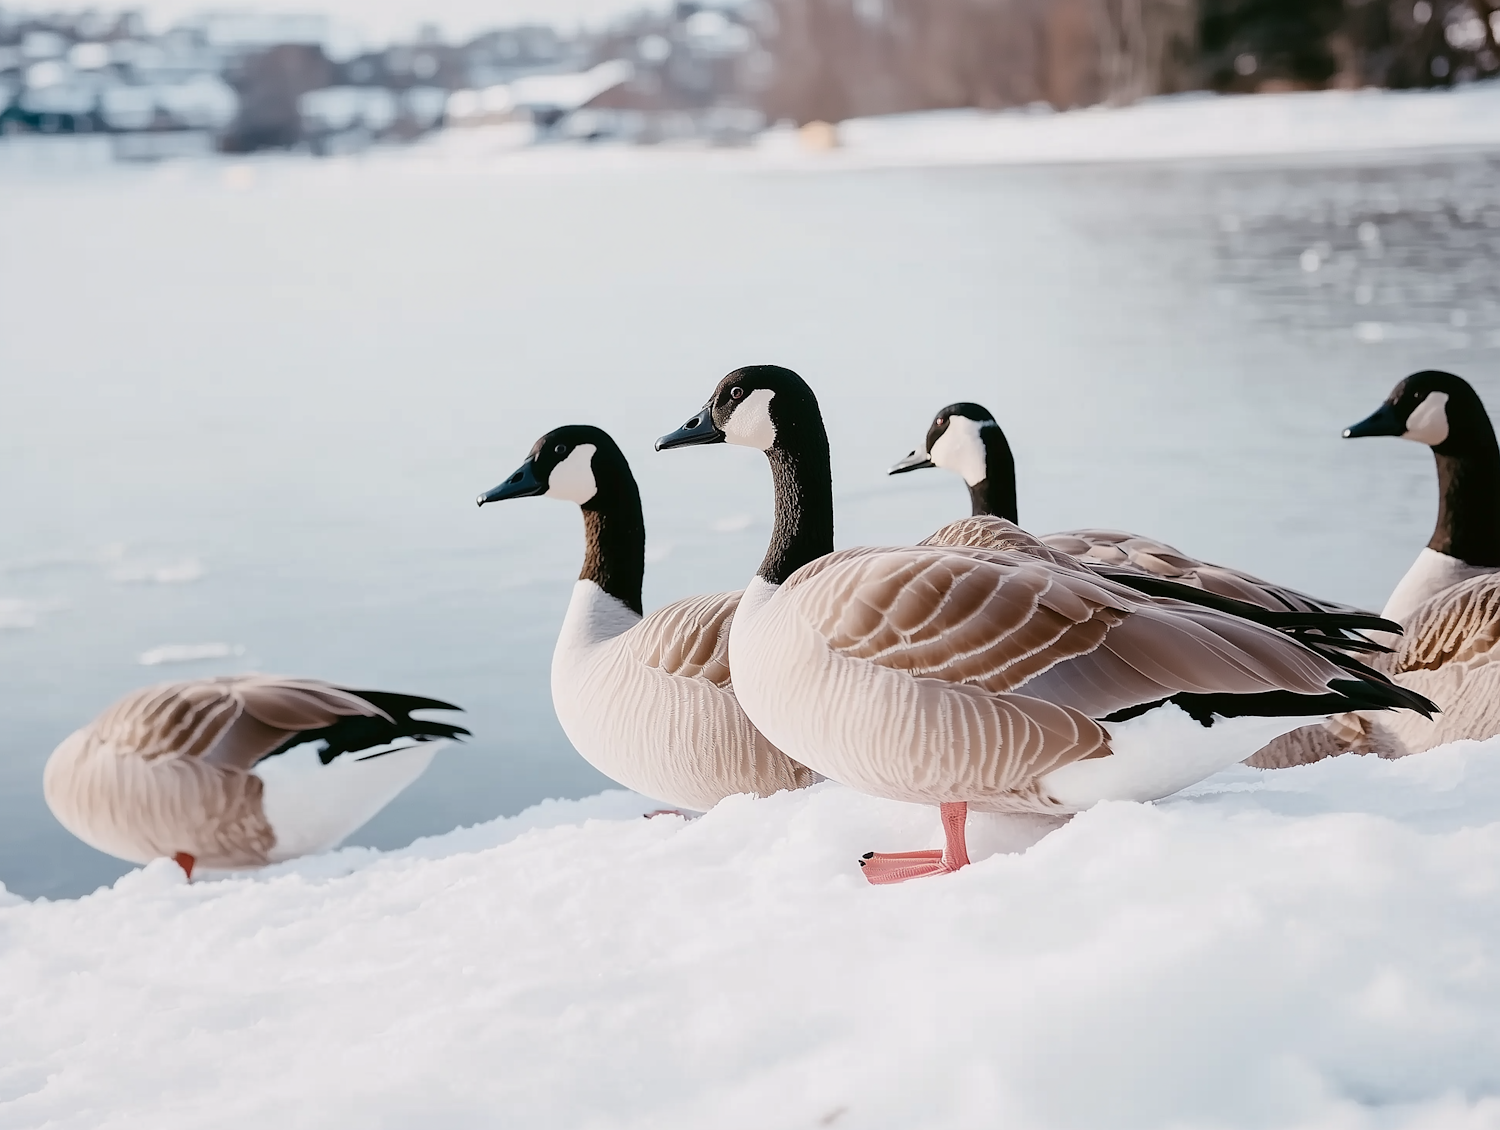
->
[2,143,1498,898]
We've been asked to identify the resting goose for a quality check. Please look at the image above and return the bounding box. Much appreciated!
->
[477,425,815,811]
[891,401,1369,617]
[658,366,1435,884]
[44,677,467,876]
[1333,370,1500,752]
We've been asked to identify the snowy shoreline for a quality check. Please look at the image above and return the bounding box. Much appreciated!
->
[7,83,1500,182]
[3,742,1498,1128]
[375,82,1500,175]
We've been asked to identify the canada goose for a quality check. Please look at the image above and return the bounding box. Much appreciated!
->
[44,677,467,877]
[891,402,1368,617]
[477,425,815,811]
[1333,370,1500,752]
[658,366,1435,884]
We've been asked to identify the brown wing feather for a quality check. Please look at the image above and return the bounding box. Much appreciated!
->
[1040,528,1368,616]
[87,676,389,773]
[624,590,741,688]
[788,545,1349,715]
[921,516,1085,570]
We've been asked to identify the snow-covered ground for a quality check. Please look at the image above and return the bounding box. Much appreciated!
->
[820,84,1500,168]
[4,742,1498,1129]
[407,83,1500,174]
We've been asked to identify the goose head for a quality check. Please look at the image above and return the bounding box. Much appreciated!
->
[889,402,1018,522]
[478,425,629,510]
[479,424,646,613]
[1343,371,1490,454]
[655,364,820,454]
[657,365,833,587]
[1345,370,1500,569]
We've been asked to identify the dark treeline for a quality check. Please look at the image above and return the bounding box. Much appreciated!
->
[762,0,1500,122]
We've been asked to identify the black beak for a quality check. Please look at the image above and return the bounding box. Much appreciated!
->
[1343,402,1406,439]
[888,449,936,475]
[477,459,546,506]
[656,399,725,451]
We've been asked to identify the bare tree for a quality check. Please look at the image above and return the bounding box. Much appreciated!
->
[761,0,1195,123]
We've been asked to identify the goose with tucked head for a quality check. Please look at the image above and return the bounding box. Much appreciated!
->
[478,425,815,811]
[659,365,1435,884]
[45,678,468,878]
[1336,370,1500,752]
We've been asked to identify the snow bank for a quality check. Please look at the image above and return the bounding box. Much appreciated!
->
[412,83,1500,177]
[820,84,1500,167]
[3,745,1499,1129]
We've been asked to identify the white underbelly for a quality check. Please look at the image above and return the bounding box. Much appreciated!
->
[1039,707,1321,809]
[729,609,1051,809]
[551,642,797,811]
[257,740,438,862]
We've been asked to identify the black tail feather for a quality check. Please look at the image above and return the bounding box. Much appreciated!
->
[346,689,466,717]
[1097,569,1401,641]
[1104,678,1439,729]
[1326,678,1439,719]
[1293,633,1393,655]
[259,690,469,766]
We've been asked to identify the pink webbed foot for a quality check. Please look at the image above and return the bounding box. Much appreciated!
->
[859,850,950,884]
[858,802,971,886]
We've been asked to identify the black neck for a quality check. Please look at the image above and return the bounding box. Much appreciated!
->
[971,426,1019,522]
[580,478,645,615]
[760,421,835,586]
[1430,428,1500,566]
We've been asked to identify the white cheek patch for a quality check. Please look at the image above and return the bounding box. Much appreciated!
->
[723,388,777,451]
[928,415,993,486]
[546,444,598,504]
[1403,392,1450,447]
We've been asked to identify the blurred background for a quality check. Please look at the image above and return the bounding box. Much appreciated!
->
[2,0,1498,898]
[2,0,1499,151]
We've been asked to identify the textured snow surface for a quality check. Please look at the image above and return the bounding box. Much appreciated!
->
[3,745,1500,1129]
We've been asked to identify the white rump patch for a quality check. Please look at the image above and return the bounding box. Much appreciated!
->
[547,444,598,505]
[928,415,993,486]
[1403,391,1450,446]
[257,739,440,862]
[1040,703,1321,810]
[723,388,777,451]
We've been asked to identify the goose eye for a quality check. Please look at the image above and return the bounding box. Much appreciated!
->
[554,444,568,455]
[729,387,745,400]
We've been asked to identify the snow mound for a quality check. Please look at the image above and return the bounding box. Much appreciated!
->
[2,746,1499,1129]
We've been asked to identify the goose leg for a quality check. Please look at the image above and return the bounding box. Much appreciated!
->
[859,802,971,885]
[172,852,195,881]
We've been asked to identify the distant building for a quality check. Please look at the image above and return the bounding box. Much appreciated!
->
[0,1,772,156]
[0,7,237,143]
